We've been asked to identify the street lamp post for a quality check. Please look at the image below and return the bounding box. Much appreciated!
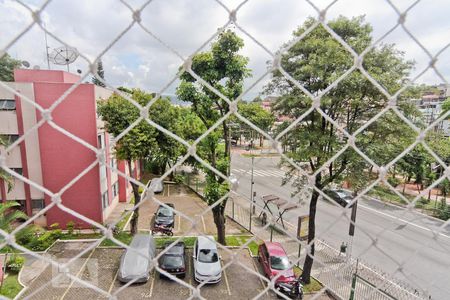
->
[247,142,255,232]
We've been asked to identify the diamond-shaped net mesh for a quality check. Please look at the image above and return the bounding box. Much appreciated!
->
[0,0,449,300]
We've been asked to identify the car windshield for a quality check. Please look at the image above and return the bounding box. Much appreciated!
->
[198,249,219,263]
[336,190,352,199]
[158,207,173,217]
[270,256,290,270]
[162,255,183,268]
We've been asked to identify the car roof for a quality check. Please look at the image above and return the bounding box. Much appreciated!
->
[197,236,217,249]
[264,241,287,256]
[164,241,185,255]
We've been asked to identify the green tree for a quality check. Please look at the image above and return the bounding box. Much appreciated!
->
[92,59,106,87]
[234,102,275,146]
[442,98,450,118]
[0,136,14,193]
[0,53,21,82]
[0,202,27,233]
[97,89,157,235]
[145,98,185,176]
[268,16,415,283]
[176,30,251,245]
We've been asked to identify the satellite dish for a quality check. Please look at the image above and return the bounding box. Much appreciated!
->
[33,65,40,70]
[48,46,79,72]
[21,61,30,68]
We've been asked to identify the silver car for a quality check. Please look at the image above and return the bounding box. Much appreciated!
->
[148,178,164,194]
[193,236,222,283]
[118,234,156,283]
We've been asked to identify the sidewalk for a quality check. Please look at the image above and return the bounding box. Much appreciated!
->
[226,195,428,300]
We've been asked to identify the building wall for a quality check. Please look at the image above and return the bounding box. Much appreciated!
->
[33,80,103,228]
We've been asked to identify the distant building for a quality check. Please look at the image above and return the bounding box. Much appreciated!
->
[0,69,138,228]
[412,86,449,137]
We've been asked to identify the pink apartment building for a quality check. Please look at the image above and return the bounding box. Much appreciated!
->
[0,69,138,228]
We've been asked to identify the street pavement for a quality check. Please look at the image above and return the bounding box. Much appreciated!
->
[231,152,450,300]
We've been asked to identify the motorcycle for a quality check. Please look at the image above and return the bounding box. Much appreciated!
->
[151,223,173,236]
[275,280,303,299]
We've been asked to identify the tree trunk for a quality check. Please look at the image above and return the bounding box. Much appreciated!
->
[127,160,141,236]
[212,205,226,245]
[259,134,263,147]
[300,179,320,284]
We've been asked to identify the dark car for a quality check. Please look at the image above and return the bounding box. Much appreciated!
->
[323,189,354,208]
[158,241,186,278]
[154,203,175,227]
[118,234,156,283]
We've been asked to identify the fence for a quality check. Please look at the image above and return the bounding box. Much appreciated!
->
[0,1,449,300]
[225,195,429,300]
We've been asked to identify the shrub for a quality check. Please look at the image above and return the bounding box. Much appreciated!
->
[6,255,25,273]
[387,176,401,188]
[15,225,43,246]
[49,223,59,230]
[66,221,75,235]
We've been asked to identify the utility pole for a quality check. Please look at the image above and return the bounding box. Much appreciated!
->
[347,200,358,262]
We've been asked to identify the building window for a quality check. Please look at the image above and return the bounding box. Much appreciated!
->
[101,191,109,210]
[10,168,23,175]
[110,158,117,169]
[112,181,119,198]
[0,134,19,144]
[14,200,26,212]
[0,99,15,111]
[32,199,45,210]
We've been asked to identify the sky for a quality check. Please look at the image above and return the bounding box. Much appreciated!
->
[1,0,449,100]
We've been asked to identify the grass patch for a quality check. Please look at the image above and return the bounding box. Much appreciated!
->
[0,273,23,299]
[367,186,410,205]
[224,235,260,256]
[100,231,133,247]
[116,211,133,231]
[293,266,323,293]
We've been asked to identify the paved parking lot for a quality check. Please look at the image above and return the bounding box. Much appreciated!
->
[19,241,275,300]
[133,184,243,236]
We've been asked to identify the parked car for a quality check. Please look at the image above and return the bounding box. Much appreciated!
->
[193,236,222,283]
[323,189,354,208]
[118,234,156,283]
[158,241,186,278]
[148,178,164,194]
[153,203,175,235]
[258,241,303,299]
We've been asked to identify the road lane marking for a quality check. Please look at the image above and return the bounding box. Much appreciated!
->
[221,261,231,296]
[167,184,170,197]
[188,254,193,296]
[107,267,120,294]
[358,203,450,240]
[177,215,181,232]
[149,270,155,297]
[250,256,268,295]
[60,248,96,300]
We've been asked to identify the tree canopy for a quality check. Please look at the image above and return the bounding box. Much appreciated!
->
[0,53,21,82]
[176,30,251,245]
[268,16,417,283]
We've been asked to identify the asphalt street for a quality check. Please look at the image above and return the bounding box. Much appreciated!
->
[231,152,450,300]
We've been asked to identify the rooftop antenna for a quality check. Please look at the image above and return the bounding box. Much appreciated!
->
[43,21,51,69]
[48,46,79,72]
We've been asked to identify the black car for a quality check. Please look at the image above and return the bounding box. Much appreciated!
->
[158,241,186,278]
[323,189,354,208]
[154,203,175,228]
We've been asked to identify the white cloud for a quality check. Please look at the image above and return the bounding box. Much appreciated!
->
[1,0,448,99]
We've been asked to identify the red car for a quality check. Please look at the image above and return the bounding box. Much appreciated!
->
[258,241,296,283]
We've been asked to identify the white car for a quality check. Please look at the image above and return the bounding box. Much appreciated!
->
[148,178,163,194]
[193,236,222,284]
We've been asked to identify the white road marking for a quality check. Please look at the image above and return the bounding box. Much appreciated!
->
[358,203,450,240]
[201,216,207,233]
[149,270,155,297]
[108,268,120,294]
[221,261,232,296]
[60,248,96,300]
